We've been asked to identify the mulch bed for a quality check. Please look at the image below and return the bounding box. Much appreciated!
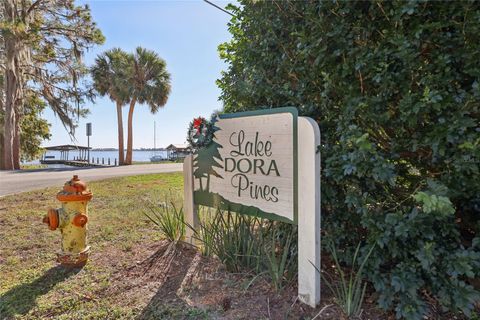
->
[98,240,392,319]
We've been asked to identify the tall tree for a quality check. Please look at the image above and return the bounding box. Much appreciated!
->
[91,48,131,165]
[1,0,104,170]
[124,47,171,165]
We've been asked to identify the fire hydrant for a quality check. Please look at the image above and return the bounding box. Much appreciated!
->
[43,175,93,267]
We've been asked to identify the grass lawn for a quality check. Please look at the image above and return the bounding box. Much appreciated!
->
[1,172,388,320]
[19,164,48,170]
[0,172,213,319]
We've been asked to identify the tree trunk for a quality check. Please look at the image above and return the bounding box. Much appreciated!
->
[125,97,137,165]
[0,6,4,170]
[116,101,125,165]
[2,100,14,170]
[3,35,17,170]
[13,113,20,169]
[2,0,29,170]
[0,122,4,169]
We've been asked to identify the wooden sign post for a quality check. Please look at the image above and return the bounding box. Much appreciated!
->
[183,107,321,307]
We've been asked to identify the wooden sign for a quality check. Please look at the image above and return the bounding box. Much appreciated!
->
[183,107,321,308]
[192,108,297,223]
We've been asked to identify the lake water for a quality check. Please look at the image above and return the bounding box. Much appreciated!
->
[24,150,169,165]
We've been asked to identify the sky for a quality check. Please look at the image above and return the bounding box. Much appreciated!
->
[42,0,235,149]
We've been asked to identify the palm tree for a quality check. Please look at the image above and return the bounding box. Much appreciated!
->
[124,47,171,165]
[91,48,130,165]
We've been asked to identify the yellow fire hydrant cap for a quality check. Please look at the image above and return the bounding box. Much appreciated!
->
[56,175,93,202]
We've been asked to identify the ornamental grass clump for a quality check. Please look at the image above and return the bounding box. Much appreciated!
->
[187,207,297,290]
[260,222,296,290]
[315,242,375,319]
[192,207,262,272]
[143,197,185,243]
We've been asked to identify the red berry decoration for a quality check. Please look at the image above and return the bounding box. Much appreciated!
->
[187,116,215,150]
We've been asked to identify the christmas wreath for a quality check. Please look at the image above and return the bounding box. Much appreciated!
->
[187,116,215,150]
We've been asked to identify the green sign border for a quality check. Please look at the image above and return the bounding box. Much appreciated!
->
[193,107,298,224]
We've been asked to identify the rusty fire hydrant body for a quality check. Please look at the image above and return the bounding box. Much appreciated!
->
[43,175,92,267]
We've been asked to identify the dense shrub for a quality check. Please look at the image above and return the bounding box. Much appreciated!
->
[217,1,480,318]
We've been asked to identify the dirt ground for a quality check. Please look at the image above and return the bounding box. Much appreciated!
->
[82,239,390,320]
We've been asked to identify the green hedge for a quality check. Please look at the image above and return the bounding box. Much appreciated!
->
[217,1,480,319]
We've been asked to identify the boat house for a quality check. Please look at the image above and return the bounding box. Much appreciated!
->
[166,144,191,160]
[42,144,91,162]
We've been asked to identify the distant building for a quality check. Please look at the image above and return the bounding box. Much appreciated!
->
[166,144,191,160]
[42,144,91,162]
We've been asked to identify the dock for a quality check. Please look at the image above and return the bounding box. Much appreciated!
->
[41,144,117,167]
[40,160,113,167]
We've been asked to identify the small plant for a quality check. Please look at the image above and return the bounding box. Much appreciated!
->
[314,242,375,319]
[261,224,296,290]
[188,207,262,272]
[186,207,297,289]
[193,207,215,257]
[144,198,185,242]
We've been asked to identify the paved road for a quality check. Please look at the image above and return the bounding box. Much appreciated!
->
[0,163,183,196]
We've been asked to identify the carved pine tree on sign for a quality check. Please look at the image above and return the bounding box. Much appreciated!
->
[193,119,223,192]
